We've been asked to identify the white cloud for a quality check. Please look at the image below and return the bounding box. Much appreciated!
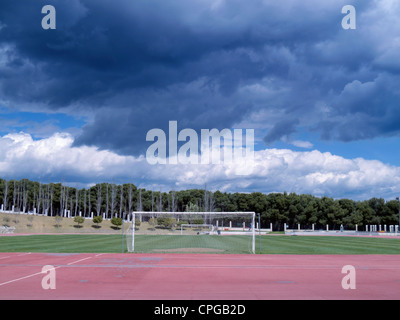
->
[0,132,399,200]
[290,140,313,149]
[0,132,142,182]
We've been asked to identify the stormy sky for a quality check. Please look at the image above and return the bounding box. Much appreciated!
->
[0,0,400,200]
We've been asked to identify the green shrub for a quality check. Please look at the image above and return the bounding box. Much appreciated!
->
[193,218,204,225]
[74,216,85,228]
[134,218,141,229]
[111,217,123,229]
[148,217,156,230]
[157,215,177,229]
[93,215,103,228]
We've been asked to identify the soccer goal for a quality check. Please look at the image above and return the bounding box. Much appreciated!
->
[126,211,256,254]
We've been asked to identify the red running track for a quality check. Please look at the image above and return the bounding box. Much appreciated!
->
[0,252,399,300]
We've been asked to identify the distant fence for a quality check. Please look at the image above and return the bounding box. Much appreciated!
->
[284,223,400,237]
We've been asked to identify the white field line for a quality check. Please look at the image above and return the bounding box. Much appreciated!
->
[0,253,104,287]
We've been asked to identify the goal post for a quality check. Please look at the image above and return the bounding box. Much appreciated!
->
[126,211,256,254]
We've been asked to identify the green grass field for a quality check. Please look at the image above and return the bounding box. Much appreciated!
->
[1,234,400,254]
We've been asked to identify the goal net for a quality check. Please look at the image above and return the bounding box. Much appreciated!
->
[126,211,255,254]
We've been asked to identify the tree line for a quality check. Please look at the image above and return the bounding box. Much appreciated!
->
[0,178,399,230]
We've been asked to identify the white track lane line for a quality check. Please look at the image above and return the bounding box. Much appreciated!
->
[0,254,103,287]
[0,252,31,260]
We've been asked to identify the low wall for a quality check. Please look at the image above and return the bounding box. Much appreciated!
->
[285,230,400,237]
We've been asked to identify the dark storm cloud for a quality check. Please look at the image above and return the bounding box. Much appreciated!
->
[0,0,399,155]
[263,118,299,144]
